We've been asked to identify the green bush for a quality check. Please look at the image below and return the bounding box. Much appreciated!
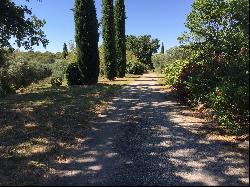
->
[0,54,52,94]
[163,60,189,86]
[167,60,249,134]
[66,63,84,85]
[11,61,52,89]
[153,47,191,73]
[126,60,145,75]
[50,59,69,79]
[152,54,168,73]
[173,0,249,134]
[20,51,56,64]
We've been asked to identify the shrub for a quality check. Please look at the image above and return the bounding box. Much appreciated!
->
[11,61,52,89]
[51,59,69,79]
[0,53,52,95]
[126,60,145,75]
[167,60,249,134]
[174,0,249,134]
[66,63,84,85]
[152,54,168,73]
[51,77,62,88]
[163,60,189,86]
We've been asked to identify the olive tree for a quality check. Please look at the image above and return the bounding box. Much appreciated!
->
[126,35,160,69]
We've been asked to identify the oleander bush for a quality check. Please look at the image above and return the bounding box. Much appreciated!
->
[164,58,249,134]
[161,0,249,135]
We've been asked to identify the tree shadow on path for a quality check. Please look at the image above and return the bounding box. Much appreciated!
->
[46,74,249,186]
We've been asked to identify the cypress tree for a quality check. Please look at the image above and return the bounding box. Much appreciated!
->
[62,43,68,59]
[161,42,165,54]
[102,0,116,80]
[114,0,126,78]
[74,0,100,85]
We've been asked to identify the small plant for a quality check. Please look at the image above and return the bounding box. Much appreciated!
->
[51,77,62,88]
[66,63,84,85]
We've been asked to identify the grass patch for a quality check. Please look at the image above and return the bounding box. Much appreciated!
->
[99,74,140,85]
[0,74,139,185]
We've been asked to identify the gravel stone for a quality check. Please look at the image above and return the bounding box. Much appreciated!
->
[46,73,249,186]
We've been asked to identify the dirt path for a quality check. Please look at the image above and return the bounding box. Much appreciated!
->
[47,73,249,186]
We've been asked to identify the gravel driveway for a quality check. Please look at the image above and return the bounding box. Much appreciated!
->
[47,73,249,186]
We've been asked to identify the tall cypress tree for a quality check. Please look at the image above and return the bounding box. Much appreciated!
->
[74,0,100,85]
[114,0,126,78]
[161,42,165,54]
[102,0,116,80]
[62,43,68,59]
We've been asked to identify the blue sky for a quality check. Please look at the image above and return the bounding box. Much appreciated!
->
[13,0,194,53]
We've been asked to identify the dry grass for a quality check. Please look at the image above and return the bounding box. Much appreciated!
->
[0,74,139,185]
[98,74,140,85]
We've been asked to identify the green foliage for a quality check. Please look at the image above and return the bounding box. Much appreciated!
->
[114,0,126,78]
[0,52,52,94]
[98,45,105,76]
[74,0,100,85]
[0,50,72,96]
[0,49,7,68]
[124,50,144,75]
[208,85,248,134]
[153,46,191,73]
[12,62,51,89]
[51,77,62,88]
[152,54,167,73]
[179,0,249,63]
[176,61,249,134]
[163,0,250,134]
[0,0,48,50]
[126,50,138,62]
[163,60,190,86]
[15,51,56,64]
[50,59,69,79]
[126,35,160,70]
[66,40,78,64]
[62,43,68,59]
[126,60,145,75]
[102,0,117,80]
[66,63,84,86]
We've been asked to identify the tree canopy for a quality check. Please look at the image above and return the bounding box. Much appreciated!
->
[126,35,160,69]
[178,0,249,63]
[0,0,48,50]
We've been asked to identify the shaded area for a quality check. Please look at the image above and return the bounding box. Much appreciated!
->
[45,74,249,186]
[0,83,122,185]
